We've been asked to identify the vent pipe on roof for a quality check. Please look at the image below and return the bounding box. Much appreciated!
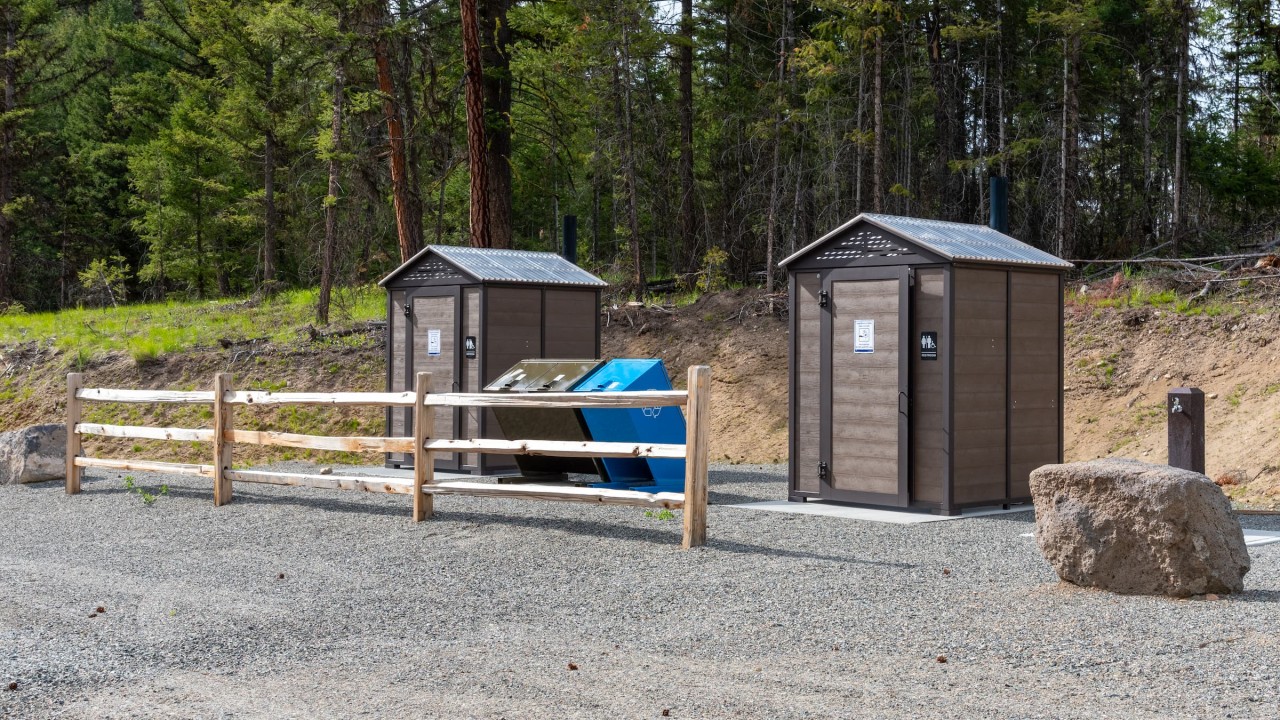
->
[563,215,578,265]
[989,177,1009,234]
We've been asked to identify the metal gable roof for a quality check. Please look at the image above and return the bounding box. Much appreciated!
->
[379,245,608,288]
[779,213,1074,270]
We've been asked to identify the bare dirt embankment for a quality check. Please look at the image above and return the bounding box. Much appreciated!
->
[3,287,1277,506]
[1062,299,1280,508]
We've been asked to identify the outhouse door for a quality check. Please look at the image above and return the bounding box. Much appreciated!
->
[406,288,461,471]
[819,267,910,506]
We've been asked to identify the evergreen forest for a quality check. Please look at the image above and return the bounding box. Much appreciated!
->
[1,0,1276,314]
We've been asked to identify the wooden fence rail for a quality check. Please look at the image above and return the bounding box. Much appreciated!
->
[65,366,711,548]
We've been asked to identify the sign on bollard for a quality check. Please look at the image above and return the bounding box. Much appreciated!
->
[1168,387,1205,474]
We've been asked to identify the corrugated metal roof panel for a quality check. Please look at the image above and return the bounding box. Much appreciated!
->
[861,214,1073,268]
[381,245,607,287]
[780,213,1073,270]
[431,245,607,286]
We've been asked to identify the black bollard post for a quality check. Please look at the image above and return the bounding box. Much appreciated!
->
[1167,387,1205,474]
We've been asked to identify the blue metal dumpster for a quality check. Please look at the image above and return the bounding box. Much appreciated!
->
[572,359,686,493]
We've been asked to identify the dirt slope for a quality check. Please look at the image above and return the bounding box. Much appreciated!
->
[3,288,1277,506]
[1063,301,1280,508]
[600,290,789,464]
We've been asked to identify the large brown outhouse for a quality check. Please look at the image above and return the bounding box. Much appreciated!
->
[379,245,606,474]
[779,213,1072,514]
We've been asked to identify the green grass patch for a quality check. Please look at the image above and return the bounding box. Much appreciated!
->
[0,285,384,363]
[1228,383,1247,408]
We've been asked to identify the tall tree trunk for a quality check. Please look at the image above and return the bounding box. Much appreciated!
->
[460,0,491,247]
[677,0,696,273]
[395,0,424,247]
[855,45,865,211]
[0,15,15,304]
[1057,35,1079,258]
[318,56,345,325]
[764,118,779,298]
[765,0,791,295]
[997,0,1007,178]
[195,154,206,299]
[927,2,961,220]
[1171,0,1189,256]
[619,15,644,292]
[481,0,512,249]
[375,31,420,261]
[872,23,884,214]
[262,58,278,286]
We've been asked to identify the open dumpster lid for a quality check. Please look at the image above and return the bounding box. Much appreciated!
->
[484,360,603,392]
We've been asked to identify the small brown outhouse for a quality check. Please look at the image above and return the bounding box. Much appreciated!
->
[779,213,1072,514]
[379,245,606,474]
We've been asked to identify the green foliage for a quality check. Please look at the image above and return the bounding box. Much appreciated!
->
[1,0,1279,318]
[697,248,730,293]
[643,509,676,521]
[123,475,169,505]
[77,256,131,308]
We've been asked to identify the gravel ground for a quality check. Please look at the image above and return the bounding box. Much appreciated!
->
[2,463,1278,719]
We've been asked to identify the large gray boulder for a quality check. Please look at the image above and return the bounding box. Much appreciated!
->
[1030,458,1249,597]
[0,424,66,485]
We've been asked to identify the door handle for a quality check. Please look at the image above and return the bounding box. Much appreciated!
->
[899,392,910,416]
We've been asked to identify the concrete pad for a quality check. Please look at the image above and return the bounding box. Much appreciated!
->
[1242,529,1280,547]
[727,500,1032,524]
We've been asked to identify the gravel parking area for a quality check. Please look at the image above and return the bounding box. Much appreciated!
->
[3,464,1278,719]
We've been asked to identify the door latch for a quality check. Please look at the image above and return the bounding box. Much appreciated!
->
[404,302,411,318]
[818,290,830,308]
[818,461,829,480]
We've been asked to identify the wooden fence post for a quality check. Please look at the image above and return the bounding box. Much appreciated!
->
[413,371,433,521]
[66,373,83,495]
[681,365,711,549]
[213,373,234,506]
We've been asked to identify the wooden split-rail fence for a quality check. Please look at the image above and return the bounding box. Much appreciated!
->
[65,366,711,548]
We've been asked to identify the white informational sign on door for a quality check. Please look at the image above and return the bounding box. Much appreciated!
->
[427,329,442,356]
[854,319,875,353]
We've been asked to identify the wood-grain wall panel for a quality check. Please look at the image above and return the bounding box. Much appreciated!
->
[388,290,408,464]
[413,295,456,462]
[484,287,543,376]
[794,274,822,493]
[1009,271,1061,497]
[482,287,543,452]
[952,268,1007,505]
[910,268,945,504]
[544,290,598,359]
[461,287,480,468]
[829,278,900,496]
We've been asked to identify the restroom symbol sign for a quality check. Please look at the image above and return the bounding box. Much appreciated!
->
[920,331,938,361]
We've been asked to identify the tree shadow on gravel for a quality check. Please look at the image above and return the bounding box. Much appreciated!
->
[426,510,917,568]
[58,479,409,516]
[1230,589,1280,603]
[211,490,409,517]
